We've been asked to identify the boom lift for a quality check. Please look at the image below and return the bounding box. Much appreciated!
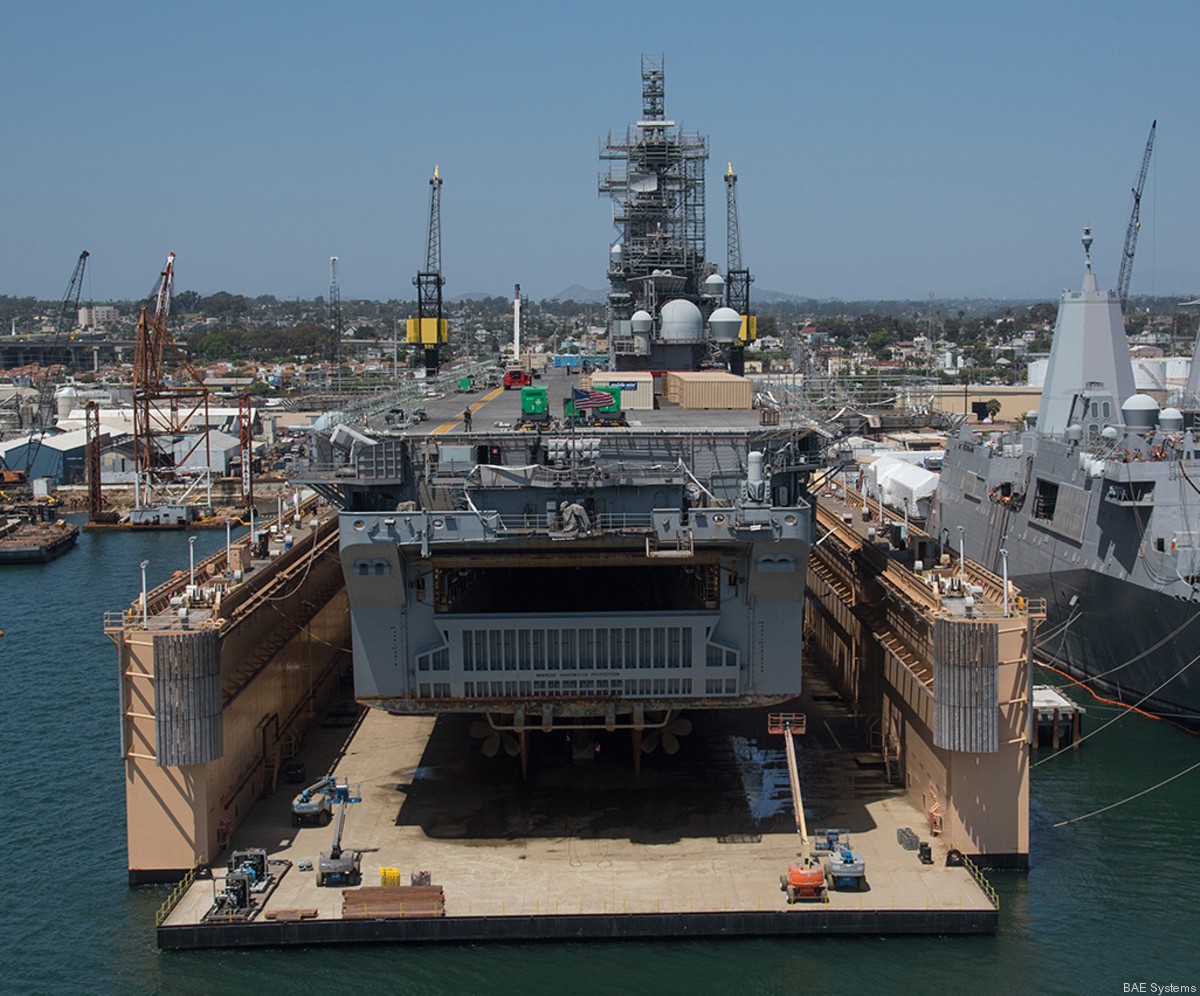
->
[769,712,827,903]
[291,774,338,826]
[317,784,363,887]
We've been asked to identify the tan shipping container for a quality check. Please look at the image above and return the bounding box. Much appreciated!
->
[662,371,753,410]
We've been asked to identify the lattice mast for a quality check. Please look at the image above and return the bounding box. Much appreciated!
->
[1117,120,1156,316]
[724,163,755,375]
[329,255,343,389]
[408,166,447,378]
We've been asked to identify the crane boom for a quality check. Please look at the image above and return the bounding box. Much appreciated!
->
[768,712,812,860]
[1117,119,1156,315]
[21,251,89,474]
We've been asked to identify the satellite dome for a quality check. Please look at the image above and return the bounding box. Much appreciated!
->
[630,310,653,334]
[659,299,704,341]
[704,273,726,296]
[1101,425,1120,441]
[709,306,743,343]
[1122,393,1160,430]
[1160,407,1184,432]
[1065,424,1083,442]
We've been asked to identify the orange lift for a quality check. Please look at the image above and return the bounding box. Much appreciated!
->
[769,712,827,903]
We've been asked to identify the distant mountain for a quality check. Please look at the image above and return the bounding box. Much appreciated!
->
[553,285,607,304]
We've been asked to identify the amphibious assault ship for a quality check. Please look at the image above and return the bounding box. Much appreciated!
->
[937,230,1200,725]
[304,57,823,769]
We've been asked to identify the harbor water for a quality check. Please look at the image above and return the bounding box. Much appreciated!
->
[1,520,1196,995]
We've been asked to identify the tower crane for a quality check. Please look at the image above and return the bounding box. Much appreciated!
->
[724,163,755,376]
[408,165,448,378]
[18,250,89,476]
[1117,120,1155,316]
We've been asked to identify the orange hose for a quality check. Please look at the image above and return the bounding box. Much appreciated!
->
[1034,658,1200,736]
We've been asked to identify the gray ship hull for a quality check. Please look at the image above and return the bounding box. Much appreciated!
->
[1008,567,1200,723]
[938,430,1200,727]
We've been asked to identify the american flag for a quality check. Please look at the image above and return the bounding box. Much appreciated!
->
[572,387,615,411]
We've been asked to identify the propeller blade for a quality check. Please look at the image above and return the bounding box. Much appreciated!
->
[482,734,500,758]
[662,731,680,755]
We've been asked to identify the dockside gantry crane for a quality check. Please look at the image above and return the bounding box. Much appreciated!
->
[408,165,448,378]
[724,163,755,376]
[1117,120,1156,317]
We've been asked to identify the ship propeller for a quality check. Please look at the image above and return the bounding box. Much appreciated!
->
[641,713,693,755]
[470,719,519,758]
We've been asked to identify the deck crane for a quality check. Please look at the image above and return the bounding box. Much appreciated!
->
[769,712,827,903]
[1116,120,1156,317]
[19,250,89,475]
[408,165,447,378]
[723,163,755,376]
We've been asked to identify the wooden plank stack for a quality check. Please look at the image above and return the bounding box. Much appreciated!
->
[264,908,319,922]
[342,886,445,919]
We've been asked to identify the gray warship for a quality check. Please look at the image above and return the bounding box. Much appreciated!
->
[937,230,1200,725]
[304,56,824,770]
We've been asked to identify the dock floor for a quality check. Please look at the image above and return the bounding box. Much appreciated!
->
[161,670,997,947]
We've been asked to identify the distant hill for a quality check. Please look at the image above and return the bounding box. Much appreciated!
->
[553,285,607,304]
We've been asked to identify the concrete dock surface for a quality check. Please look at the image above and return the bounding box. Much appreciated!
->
[163,668,996,943]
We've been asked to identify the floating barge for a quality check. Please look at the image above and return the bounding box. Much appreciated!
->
[0,516,79,563]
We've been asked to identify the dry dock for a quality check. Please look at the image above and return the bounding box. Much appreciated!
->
[157,669,998,949]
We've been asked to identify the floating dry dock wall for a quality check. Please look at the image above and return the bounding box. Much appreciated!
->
[108,503,350,883]
[805,489,1043,867]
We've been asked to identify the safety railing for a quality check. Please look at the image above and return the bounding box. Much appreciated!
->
[961,853,1000,910]
[155,862,204,927]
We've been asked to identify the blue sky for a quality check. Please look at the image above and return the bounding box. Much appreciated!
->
[4,0,1197,304]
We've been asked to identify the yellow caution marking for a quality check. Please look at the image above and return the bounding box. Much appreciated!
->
[432,386,505,434]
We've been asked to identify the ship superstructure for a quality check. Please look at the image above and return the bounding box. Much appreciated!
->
[307,400,822,766]
[599,56,747,370]
[937,230,1200,724]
